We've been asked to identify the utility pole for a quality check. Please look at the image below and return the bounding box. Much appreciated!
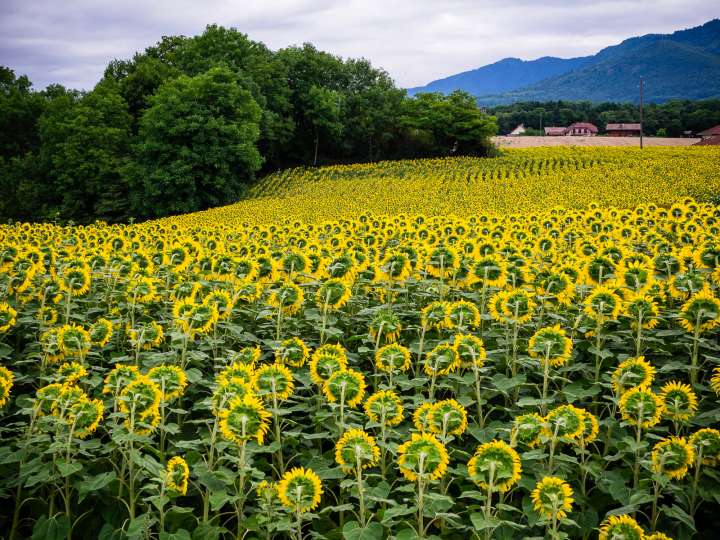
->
[639,77,644,149]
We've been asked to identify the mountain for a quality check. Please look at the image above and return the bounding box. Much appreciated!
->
[406,56,593,96]
[410,19,720,104]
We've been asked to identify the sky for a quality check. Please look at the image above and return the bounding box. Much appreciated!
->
[1,0,718,90]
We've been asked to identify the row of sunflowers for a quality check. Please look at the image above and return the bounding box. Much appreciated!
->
[1,165,720,539]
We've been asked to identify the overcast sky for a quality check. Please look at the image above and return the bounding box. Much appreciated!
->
[1,0,717,90]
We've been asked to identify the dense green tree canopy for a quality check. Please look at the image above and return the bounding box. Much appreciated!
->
[124,67,263,218]
[1,24,499,223]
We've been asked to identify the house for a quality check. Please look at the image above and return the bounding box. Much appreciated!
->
[508,124,526,136]
[606,123,642,137]
[544,127,567,136]
[694,135,720,146]
[698,125,720,139]
[566,122,598,136]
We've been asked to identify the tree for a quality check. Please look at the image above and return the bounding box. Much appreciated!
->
[306,86,343,166]
[124,67,263,218]
[38,81,132,221]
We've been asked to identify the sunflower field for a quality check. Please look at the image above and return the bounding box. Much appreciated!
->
[1,147,720,540]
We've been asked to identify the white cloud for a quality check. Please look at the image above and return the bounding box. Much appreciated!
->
[0,0,717,89]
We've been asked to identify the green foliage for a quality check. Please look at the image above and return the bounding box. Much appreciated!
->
[124,67,263,218]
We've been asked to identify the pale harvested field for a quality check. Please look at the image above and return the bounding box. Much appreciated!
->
[493,135,701,148]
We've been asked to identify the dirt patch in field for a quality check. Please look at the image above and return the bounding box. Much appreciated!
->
[492,136,701,148]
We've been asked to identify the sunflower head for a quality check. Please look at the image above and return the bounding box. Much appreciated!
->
[446,300,480,330]
[335,428,380,472]
[68,397,104,438]
[369,308,402,344]
[512,413,544,448]
[397,433,449,482]
[316,278,352,310]
[166,456,190,496]
[147,365,188,402]
[57,324,92,357]
[277,467,323,513]
[364,390,404,427]
[427,399,467,438]
[611,356,656,395]
[584,286,622,323]
[659,381,697,423]
[531,476,574,520]
[501,289,536,324]
[619,387,664,429]
[268,282,305,315]
[423,343,460,376]
[652,436,695,480]
[323,369,366,408]
[253,363,295,401]
[467,440,521,493]
[544,405,586,441]
[219,394,271,445]
[599,514,644,540]
[528,325,572,367]
[275,337,310,367]
[375,343,411,374]
[689,428,720,466]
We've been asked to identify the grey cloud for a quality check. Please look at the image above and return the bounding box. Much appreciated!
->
[0,0,717,90]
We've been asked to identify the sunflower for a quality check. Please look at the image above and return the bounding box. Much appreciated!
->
[425,245,460,279]
[528,325,572,367]
[453,334,486,369]
[413,402,434,432]
[127,321,164,350]
[253,363,295,401]
[268,282,305,315]
[531,476,574,520]
[228,346,262,368]
[623,293,660,329]
[0,373,14,408]
[511,413,544,448]
[277,467,324,516]
[275,336,309,367]
[678,290,720,333]
[584,286,622,323]
[147,365,188,402]
[446,300,480,330]
[619,387,664,429]
[203,290,235,320]
[323,369,366,408]
[420,301,450,330]
[219,394,272,445]
[234,280,262,304]
[126,276,159,304]
[57,263,92,297]
[397,433,449,482]
[335,428,380,472]
[375,343,411,374]
[659,381,697,422]
[57,324,92,358]
[365,390,404,427]
[544,405,586,440]
[689,428,720,466]
[119,376,162,433]
[467,440,521,493]
[103,364,141,395]
[652,436,695,480]
[89,318,114,347]
[378,251,412,282]
[427,399,468,438]
[611,356,656,394]
[211,379,254,413]
[369,308,402,344]
[163,456,189,497]
[316,278,352,310]
[55,361,87,385]
[711,367,720,396]
[423,343,460,377]
[69,397,104,438]
[309,350,348,387]
[579,410,599,445]
[646,534,673,540]
[501,289,536,324]
[470,255,506,288]
[216,361,254,387]
[598,515,644,540]
[0,302,18,333]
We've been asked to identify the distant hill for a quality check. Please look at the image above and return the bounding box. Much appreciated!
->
[410,19,720,104]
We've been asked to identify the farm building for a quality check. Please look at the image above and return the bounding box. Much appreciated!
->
[544,127,567,136]
[694,135,720,146]
[606,123,642,137]
[698,125,720,139]
[508,124,526,136]
[566,122,598,136]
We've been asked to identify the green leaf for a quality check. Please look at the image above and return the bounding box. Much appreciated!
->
[77,471,117,503]
[342,521,384,540]
[57,461,82,477]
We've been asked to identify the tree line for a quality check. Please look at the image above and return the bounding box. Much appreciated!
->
[489,100,720,136]
[0,25,497,223]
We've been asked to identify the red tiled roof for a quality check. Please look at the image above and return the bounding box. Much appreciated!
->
[567,122,598,133]
[606,123,641,130]
[698,125,720,137]
[694,134,720,145]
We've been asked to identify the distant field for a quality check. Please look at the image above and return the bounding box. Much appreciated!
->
[493,135,700,147]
